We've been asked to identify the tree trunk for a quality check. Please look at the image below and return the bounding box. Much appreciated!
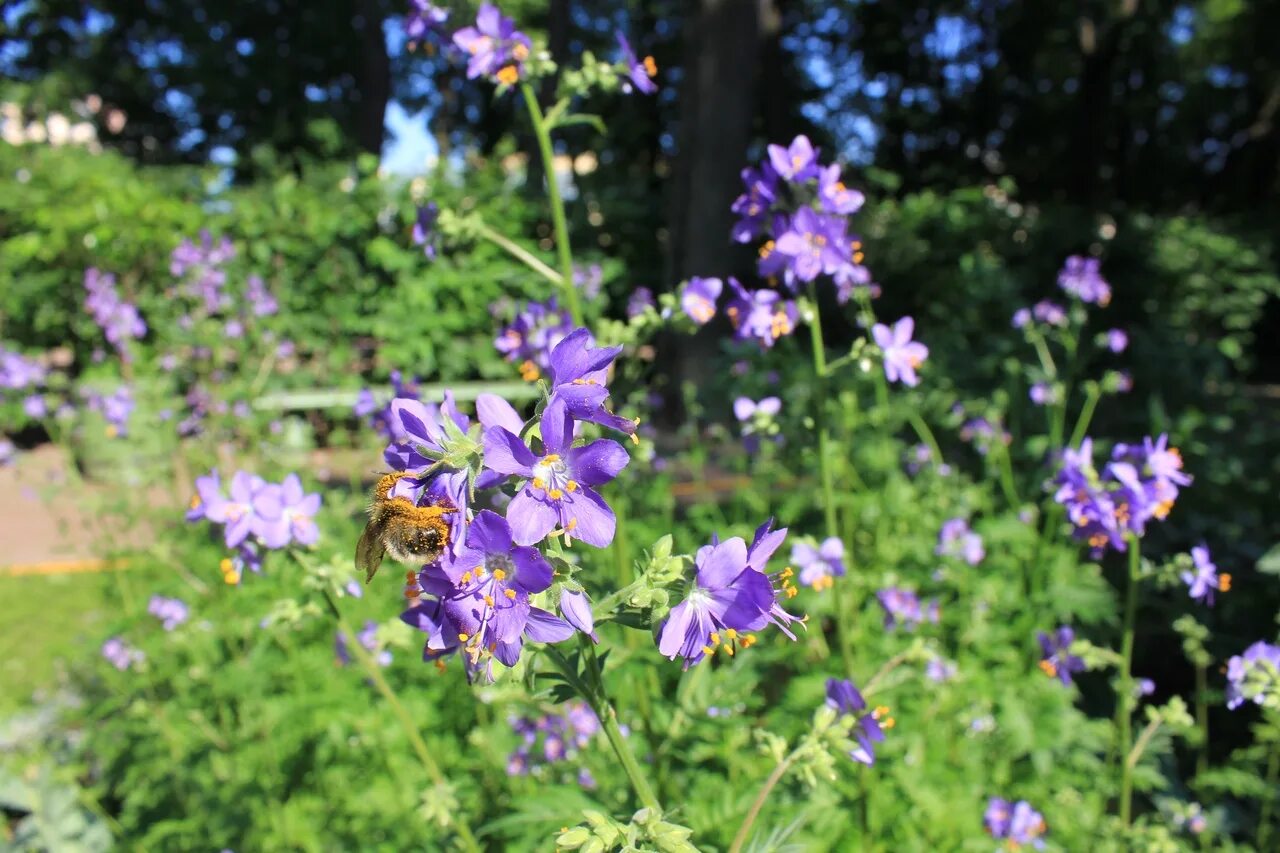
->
[356,0,391,155]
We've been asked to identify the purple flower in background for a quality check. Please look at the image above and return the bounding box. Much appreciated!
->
[505,702,600,780]
[84,268,146,358]
[1011,307,1032,329]
[730,165,779,243]
[876,587,939,631]
[833,254,875,304]
[658,535,791,668]
[926,657,957,683]
[0,439,15,466]
[1037,626,1085,686]
[1225,641,1280,710]
[495,298,574,380]
[147,596,190,631]
[336,620,392,667]
[22,394,46,419]
[985,798,1047,849]
[412,203,440,259]
[724,280,797,349]
[791,537,845,590]
[253,473,322,549]
[615,32,658,94]
[85,386,135,437]
[0,349,46,390]
[404,0,448,43]
[825,678,891,765]
[873,316,929,386]
[203,471,268,548]
[1105,328,1128,353]
[102,637,145,671]
[681,277,722,325]
[767,135,820,182]
[626,287,654,319]
[245,274,278,316]
[453,3,532,85]
[171,231,235,313]
[1029,382,1061,406]
[1182,545,1229,606]
[1058,255,1111,306]
[1031,300,1068,327]
[733,396,782,451]
[817,164,865,215]
[935,518,984,566]
[483,404,629,547]
[959,415,1010,456]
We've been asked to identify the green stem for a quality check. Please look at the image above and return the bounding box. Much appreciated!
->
[728,749,799,853]
[520,83,583,326]
[1195,663,1209,779]
[1117,534,1141,827]
[477,222,563,286]
[1260,745,1279,849]
[807,285,853,676]
[577,638,662,813]
[905,409,943,470]
[1067,384,1102,450]
[994,440,1022,509]
[1126,716,1162,772]
[321,589,481,853]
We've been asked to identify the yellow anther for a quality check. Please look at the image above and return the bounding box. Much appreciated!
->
[484,595,494,607]
[565,518,577,530]
[519,360,540,381]
[1219,573,1232,592]
[785,587,798,599]
[532,477,546,490]
[723,643,735,656]
[758,239,775,259]
[404,587,421,599]
[492,569,507,581]
[496,65,519,86]
[458,633,469,642]
[643,55,657,76]
[405,571,417,581]
[566,480,579,492]
[434,659,448,672]
[1039,659,1058,678]
[105,425,118,438]
[460,571,473,584]
[549,489,564,500]
[779,567,794,579]
[543,453,561,462]
[853,251,865,264]
[219,558,233,573]
[504,588,517,599]
[724,629,738,640]
[709,632,721,646]
[189,495,201,510]
[702,645,715,656]
[513,43,530,60]
[742,634,757,647]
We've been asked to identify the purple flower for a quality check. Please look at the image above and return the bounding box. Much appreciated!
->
[1182,545,1228,605]
[102,637,145,671]
[1058,255,1111,306]
[1029,382,1061,407]
[825,678,890,765]
[412,203,439,259]
[83,268,146,358]
[615,32,658,94]
[817,164,866,215]
[771,207,850,283]
[559,590,598,642]
[985,798,1047,849]
[405,0,449,43]
[935,518,984,566]
[336,620,392,667]
[1012,307,1032,329]
[730,165,779,243]
[202,471,268,548]
[626,287,654,319]
[1031,300,1068,327]
[872,316,929,386]
[246,275,279,317]
[681,277,722,325]
[253,474,322,549]
[724,280,797,349]
[1104,328,1128,353]
[1225,641,1280,710]
[543,328,637,437]
[876,587,939,631]
[452,3,532,85]
[495,298,574,380]
[791,537,845,590]
[925,657,957,683]
[658,533,795,668]
[147,596,190,631]
[22,394,46,419]
[483,404,628,547]
[767,135,820,183]
[0,439,15,466]
[1037,626,1086,686]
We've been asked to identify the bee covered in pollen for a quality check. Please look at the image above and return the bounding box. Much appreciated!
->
[355,471,457,583]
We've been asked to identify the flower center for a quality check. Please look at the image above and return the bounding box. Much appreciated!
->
[531,454,578,501]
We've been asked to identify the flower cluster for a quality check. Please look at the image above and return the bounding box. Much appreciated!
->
[791,536,845,590]
[935,517,984,566]
[355,370,421,442]
[171,230,236,314]
[404,1,448,47]
[731,135,872,300]
[956,412,1010,456]
[733,395,782,451]
[1225,641,1280,710]
[102,637,145,671]
[984,797,1047,850]
[336,621,392,668]
[1058,255,1112,306]
[876,587,939,631]
[1052,435,1191,554]
[495,297,575,380]
[83,385,134,437]
[658,520,801,668]
[825,678,891,765]
[1037,626,1085,686]
[147,596,190,631]
[506,702,601,786]
[453,3,532,86]
[84,268,146,360]
[1012,300,1068,330]
[187,470,321,573]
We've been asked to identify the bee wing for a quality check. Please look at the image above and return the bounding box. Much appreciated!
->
[355,521,387,584]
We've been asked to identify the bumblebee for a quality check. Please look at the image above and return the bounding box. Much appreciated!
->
[355,471,455,583]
